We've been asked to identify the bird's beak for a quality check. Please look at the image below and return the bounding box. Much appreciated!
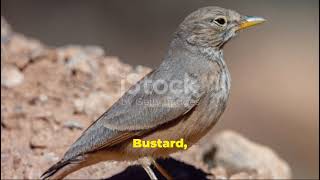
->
[237,16,266,31]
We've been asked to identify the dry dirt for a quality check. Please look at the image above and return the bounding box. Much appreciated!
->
[1,18,291,179]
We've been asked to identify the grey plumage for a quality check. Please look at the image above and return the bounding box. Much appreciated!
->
[41,6,265,179]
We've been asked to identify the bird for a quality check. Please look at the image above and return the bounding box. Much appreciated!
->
[41,6,265,180]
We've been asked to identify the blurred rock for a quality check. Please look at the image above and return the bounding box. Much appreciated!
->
[1,65,24,88]
[38,94,48,103]
[104,57,132,79]
[30,131,49,149]
[73,91,113,117]
[29,94,49,106]
[126,72,141,84]
[31,119,50,134]
[32,111,54,121]
[6,34,46,66]
[73,98,85,113]
[173,131,291,179]
[202,131,291,179]
[84,91,113,117]
[210,166,228,179]
[1,117,20,130]
[63,120,84,130]
[43,152,59,163]
[229,172,251,179]
[1,17,12,44]
[58,46,101,75]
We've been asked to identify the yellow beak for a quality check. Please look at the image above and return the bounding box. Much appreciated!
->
[237,16,266,31]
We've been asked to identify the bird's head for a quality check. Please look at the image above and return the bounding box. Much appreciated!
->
[177,6,265,50]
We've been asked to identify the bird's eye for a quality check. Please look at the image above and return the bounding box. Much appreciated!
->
[214,17,227,26]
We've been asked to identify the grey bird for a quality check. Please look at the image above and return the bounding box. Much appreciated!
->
[41,6,265,179]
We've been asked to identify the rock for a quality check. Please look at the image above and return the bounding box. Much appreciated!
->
[84,91,113,117]
[126,72,142,85]
[63,120,84,130]
[229,172,251,179]
[104,57,132,79]
[43,152,59,162]
[31,118,51,135]
[202,131,291,179]
[13,105,24,114]
[66,53,96,74]
[1,17,12,44]
[30,131,49,149]
[1,104,25,129]
[1,117,21,130]
[58,46,100,75]
[73,91,113,117]
[6,34,45,62]
[29,94,49,105]
[1,65,24,88]
[134,65,151,76]
[33,111,53,121]
[82,45,105,58]
[1,46,6,64]
[173,130,291,179]
[210,167,228,179]
[73,98,85,113]
[38,94,48,103]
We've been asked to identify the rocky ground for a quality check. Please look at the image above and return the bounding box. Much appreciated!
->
[1,17,291,179]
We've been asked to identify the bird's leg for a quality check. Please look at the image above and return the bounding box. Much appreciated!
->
[141,161,158,180]
[150,158,173,180]
[139,158,158,180]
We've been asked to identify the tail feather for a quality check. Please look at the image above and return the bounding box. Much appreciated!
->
[41,160,70,179]
[41,152,107,179]
[41,158,82,180]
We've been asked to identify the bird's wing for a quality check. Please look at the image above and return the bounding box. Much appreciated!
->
[102,68,204,131]
[64,67,204,159]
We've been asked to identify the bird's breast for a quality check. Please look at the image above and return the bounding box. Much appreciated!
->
[192,59,231,135]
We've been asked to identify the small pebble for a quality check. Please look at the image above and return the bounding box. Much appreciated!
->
[38,94,48,102]
[30,133,48,149]
[43,152,59,162]
[73,98,85,113]
[1,65,24,88]
[63,120,84,130]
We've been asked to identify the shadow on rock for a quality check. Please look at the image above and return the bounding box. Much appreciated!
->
[104,158,209,180]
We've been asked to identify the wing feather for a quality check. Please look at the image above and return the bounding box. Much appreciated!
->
[63,64,204,159]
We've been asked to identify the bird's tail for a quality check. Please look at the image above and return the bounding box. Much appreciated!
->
[41,154,102,180]
[41,158,80,180]
[41,150,111,179]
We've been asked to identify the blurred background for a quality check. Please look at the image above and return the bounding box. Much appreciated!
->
[2,0,319,178]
